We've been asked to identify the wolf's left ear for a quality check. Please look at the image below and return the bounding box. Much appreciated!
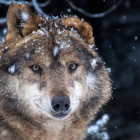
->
[61,17,94,44]
[6,3,40,41]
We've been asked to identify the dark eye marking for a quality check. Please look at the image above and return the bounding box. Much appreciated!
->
[29,64,43,75]
[69,63,79,72]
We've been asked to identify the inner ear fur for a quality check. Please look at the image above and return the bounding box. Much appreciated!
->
[61,17,94,44]
[6,3,40,41]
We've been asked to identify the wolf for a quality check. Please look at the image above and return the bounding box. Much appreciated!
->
[0,3,111,140]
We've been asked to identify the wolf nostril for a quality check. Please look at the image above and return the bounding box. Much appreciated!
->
[51,96,70,113]
[65,104,68,107]
[54,104,60,109]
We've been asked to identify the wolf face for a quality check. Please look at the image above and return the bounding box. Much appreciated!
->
[0,3,111,140]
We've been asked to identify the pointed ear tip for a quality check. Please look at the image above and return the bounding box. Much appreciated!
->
[7,3,21,17]
[21,3,30,9]
[8,2,29,9]
[9,2,18,6]
[87,37,94,44]
[21,3,28,6]
[62,17,94,43]
[9,2,21,9]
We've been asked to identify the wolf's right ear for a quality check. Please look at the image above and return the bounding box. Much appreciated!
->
[6,3,40,42]
[62,17,94,44]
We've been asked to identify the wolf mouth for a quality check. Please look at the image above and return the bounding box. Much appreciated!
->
[51,109,71,119]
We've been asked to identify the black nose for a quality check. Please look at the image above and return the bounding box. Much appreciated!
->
[51,96,70,113]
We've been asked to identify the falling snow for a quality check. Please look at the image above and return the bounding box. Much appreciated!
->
[60,42,70,50]
[37,30,45,36]
[32,29,46,36]
[119,15,127,24]
[3,28,7,34]
[54,23,58,28]
[89,44,95,49]
[57,29,65,34]
[70,27,77,33]
[5,46,8,49]
[91,59,97,67]
[21,11,29,22]
[8,64,15,74]
[67,8,71,13]
[132,46,135,49]
[53,46,59,57]
[134,36,138,40]
[107,68,111,73]
[25,37,30,43]
[26,53,30,58]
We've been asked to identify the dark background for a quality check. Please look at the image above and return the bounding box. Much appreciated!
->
[0,0,140,139]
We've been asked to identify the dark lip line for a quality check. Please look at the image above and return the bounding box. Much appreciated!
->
[51,109,71,119]
[53,113,68,118]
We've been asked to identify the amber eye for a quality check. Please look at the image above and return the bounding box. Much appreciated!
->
[29,65,42,75]
[33,65,39,71]
[70,64,76,70]
[69,64,78,72]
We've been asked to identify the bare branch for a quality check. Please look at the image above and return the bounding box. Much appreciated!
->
[0,0,50,7]
[39,0,50,7]
[0,18,6,25]
[32,0,45,15]
[66,0,123,18]
[32,0,50,17]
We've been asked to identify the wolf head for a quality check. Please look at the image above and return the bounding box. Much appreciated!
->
[0,3,111,125]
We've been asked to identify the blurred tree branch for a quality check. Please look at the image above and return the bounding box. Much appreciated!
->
[66,0,123,18]
[32,0,50,15]
[0,0,123,25]
[0,18,6,25]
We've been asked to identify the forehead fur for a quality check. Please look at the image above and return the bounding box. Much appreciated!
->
[0,25,96,67]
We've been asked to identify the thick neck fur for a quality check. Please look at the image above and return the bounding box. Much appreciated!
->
[0,111,88,140]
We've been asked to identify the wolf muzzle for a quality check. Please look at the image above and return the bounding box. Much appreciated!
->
[51,96,70,118]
